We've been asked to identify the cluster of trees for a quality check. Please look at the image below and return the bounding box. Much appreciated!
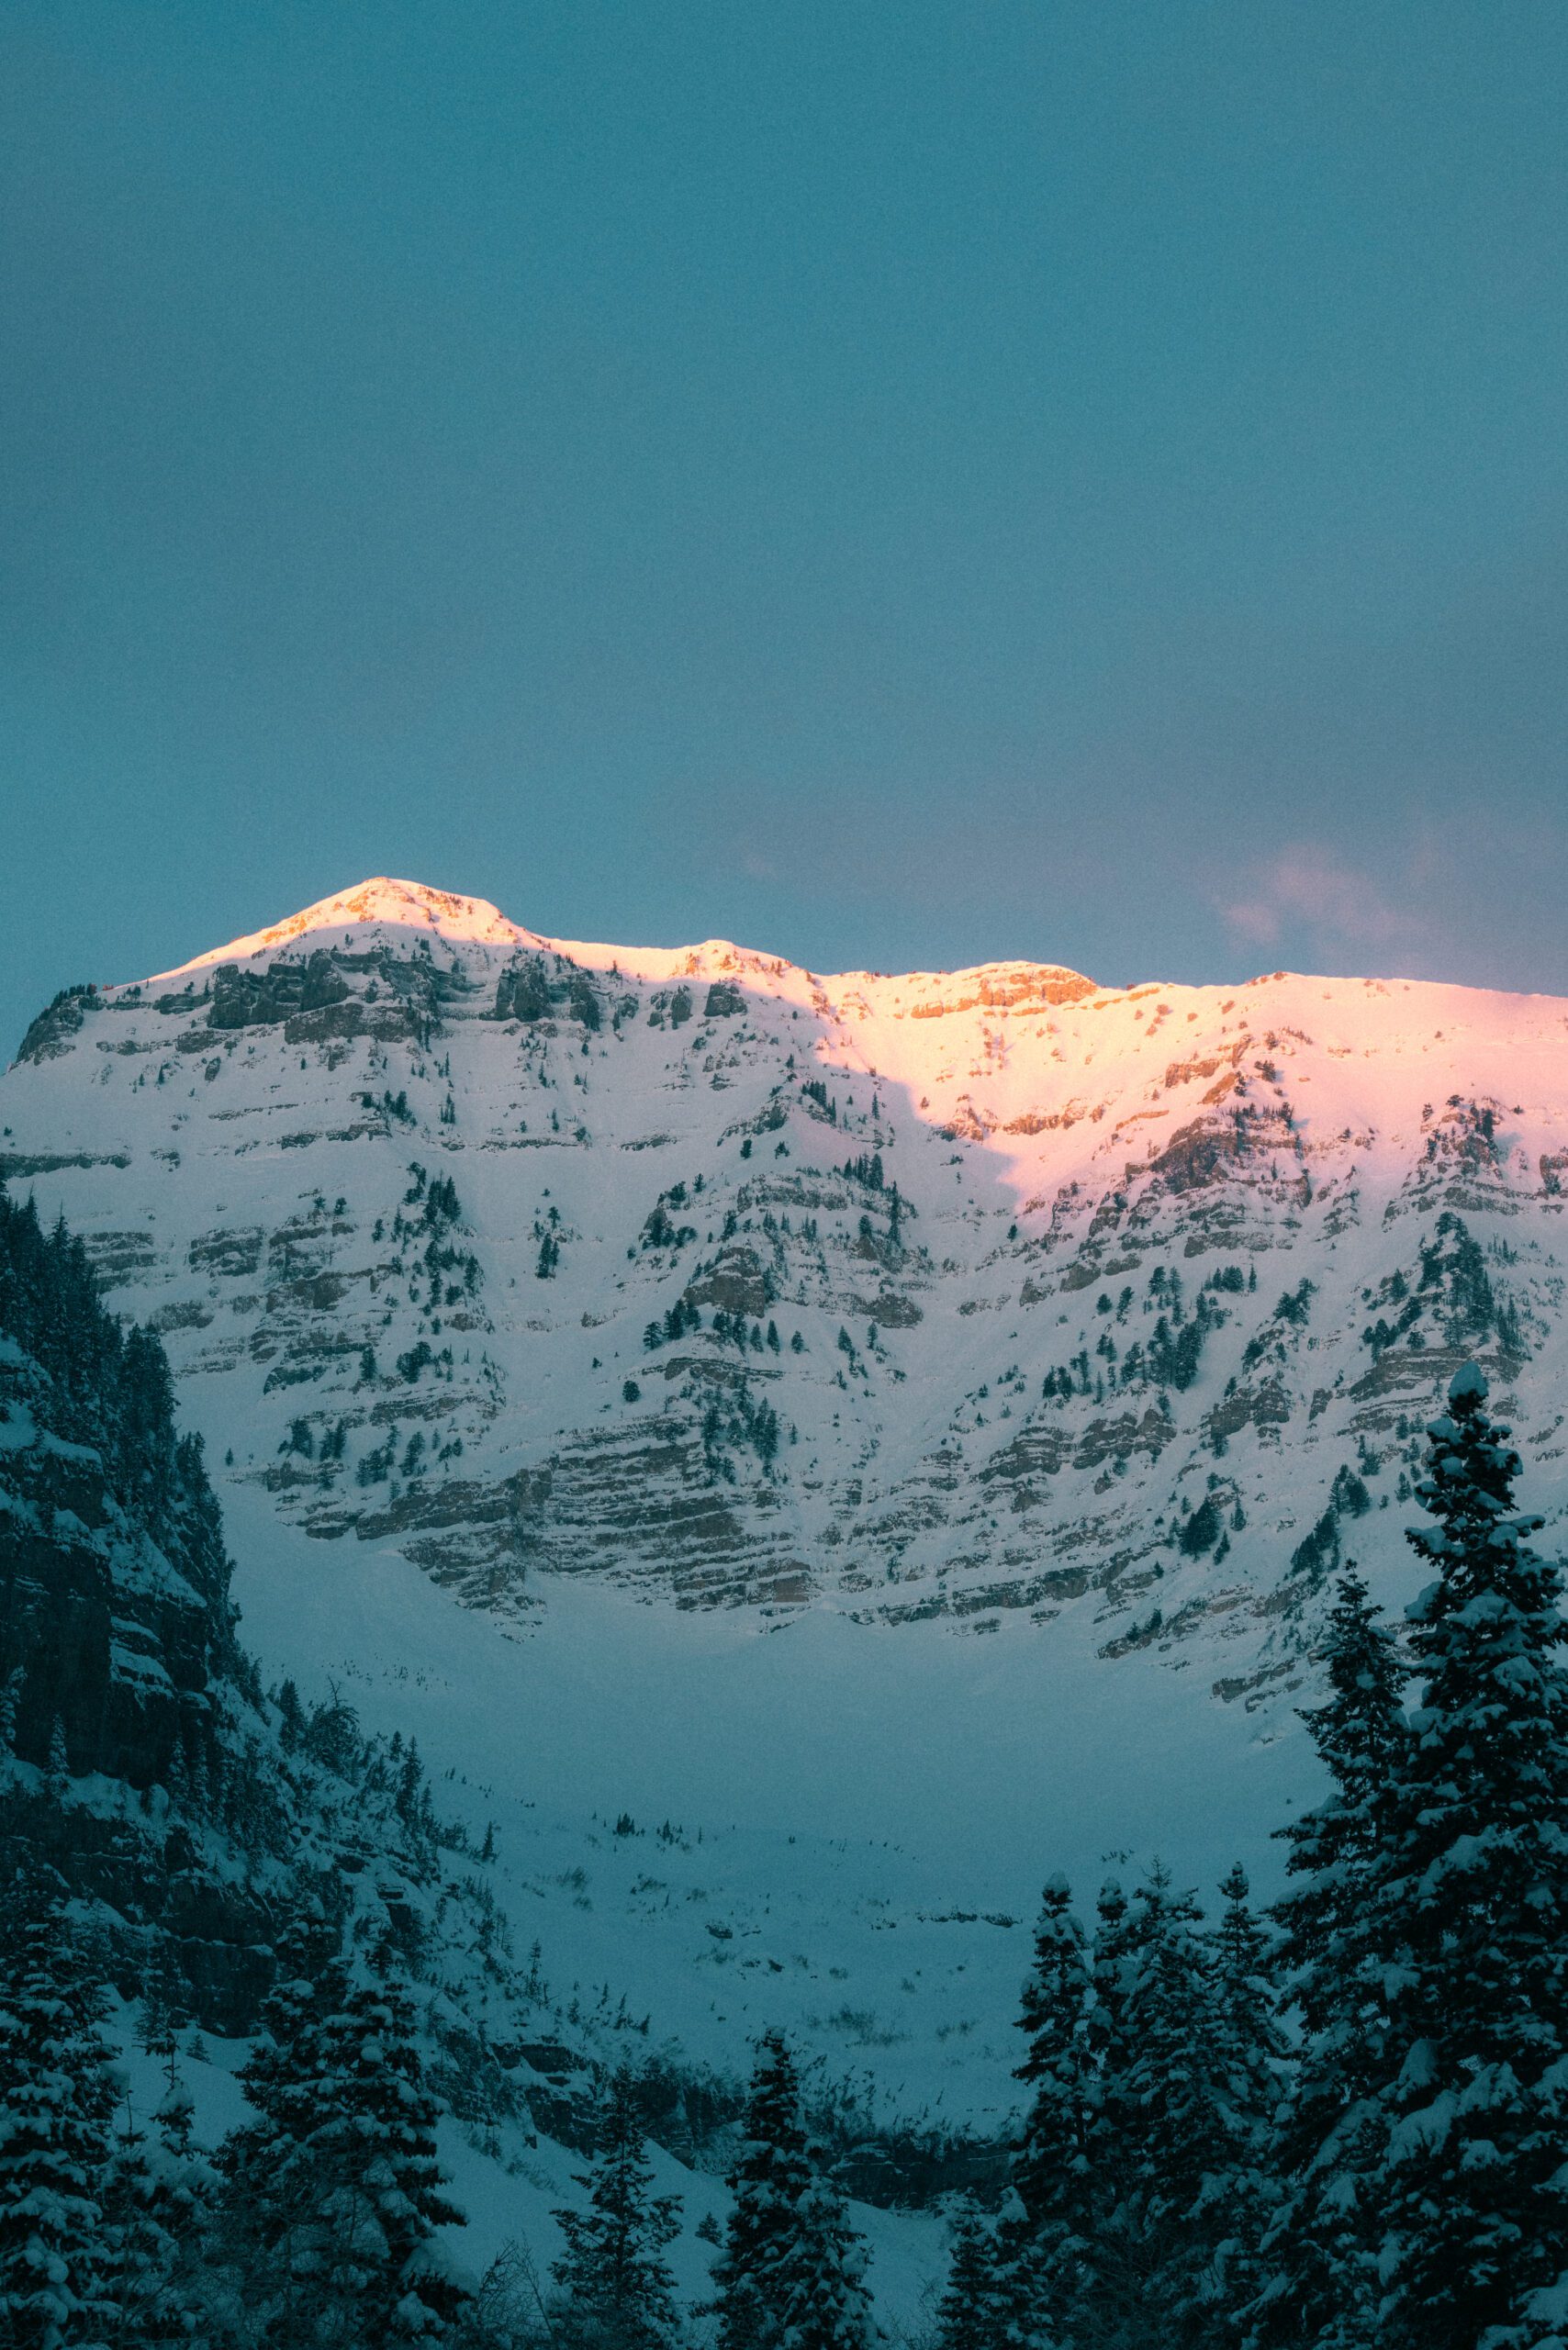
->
[0,1193,219,1590]
[1239,1281,1316,1375]
[711,1312,783,1356]
[382,1169,480,1315]
[0,1908,878,2350]
[644,1297,703,1350]
[361,1087,418,1125]
[1038,1265,1244,1409]
[1359,1212,1523,1363]
[936,1365,1568,2349]
[700,1383,782,1475]
[478,2035,875,2350]
[640,1303,795,1360]
[642,1189,700,1254]
[0,1874,471,2349]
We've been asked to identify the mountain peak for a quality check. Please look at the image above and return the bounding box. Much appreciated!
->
[142,878,532,985]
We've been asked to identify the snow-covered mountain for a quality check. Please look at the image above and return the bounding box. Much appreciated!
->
[5,876,1566,2143]
[6,877,1564,1673]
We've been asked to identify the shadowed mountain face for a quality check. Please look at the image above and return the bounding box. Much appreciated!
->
[4,879,1565,1716]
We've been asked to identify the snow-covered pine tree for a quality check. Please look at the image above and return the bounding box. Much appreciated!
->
[550,2065,683,2350]
[99,2095,217,2350]
[1247,1569,1407,2350]
[1004,1874,1093,2341]
[1369,1366,1568,2349]
[0,1866,119,2349]
[1085,1868,1231,2346]
[293,1967,469,2344]
[136,1939,186,2076]
[218,1928,351,2340]
[1085,1877,1133,2098]
[220,1918,466,2344]
[711,2031,816,2350]
[709,2031,872,2350]
[1210,1865,1287,2132]
[774,2168,874,2350]
[1197,1866,1286,2330]
[933,2199,1014,2350]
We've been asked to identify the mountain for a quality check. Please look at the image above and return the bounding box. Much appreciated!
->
[6,877,1563,1669]
[4,876,1566,2144]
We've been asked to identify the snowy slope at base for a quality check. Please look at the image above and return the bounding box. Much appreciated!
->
[222,1482,1319,2133]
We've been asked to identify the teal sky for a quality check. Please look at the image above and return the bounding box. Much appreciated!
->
[5,3,1568,1053]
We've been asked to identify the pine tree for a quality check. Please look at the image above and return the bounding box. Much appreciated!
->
[218,1922,344,2340]
[775,2170,873,2350]
[102,1943,215,2346]
[1072,1874,1137,2337]
[0,1867,119,2349]
[550,2066,682,2350]
[302,1969,469,2343]
[1006,1875,1092,2338]
[1210,1865,1285,2122]
[1369,1366,1568,2349]
[1198,1866,1286,2331]
[1087,1869,1229,2344]
[711,2032,813,2350]
[221,1924,466,2344]
[933,2200,1014,2350]
[100,2098,217,2350]
[136,1941,186,2075]
[1247,1570,1407,2350]
[710,2031,870,2350]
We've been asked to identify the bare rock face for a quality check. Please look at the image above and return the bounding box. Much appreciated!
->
[0,1322,236,1795]
[4,878,1566,1699]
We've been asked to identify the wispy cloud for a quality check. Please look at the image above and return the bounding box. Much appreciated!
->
[1219,845,1419,954]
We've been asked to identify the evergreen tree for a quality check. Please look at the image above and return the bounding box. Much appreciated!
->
[300,1969,468,2343]
[1198,1867,1286,2332]
[1085,1869,1230,2345]
[709,2032,870,2350]
[221,1928,466,2344]
[218,1924,344,2340]
[933,2200,1014,2350]
[99,2099,216,2350]
[775,2172,873,2350]
[1072,1874,1137,2337]
[711,2032,814,2350]
[1248,1571,1406,2350]
[550,2066,682,2350]
[0,1867,119,2349]
[1209,1865,1286,2125]
[1006,1876,1092,2338]
[1369,1367,1568,2349]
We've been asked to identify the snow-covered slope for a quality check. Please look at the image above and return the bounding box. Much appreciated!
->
[5,877,1566,2126]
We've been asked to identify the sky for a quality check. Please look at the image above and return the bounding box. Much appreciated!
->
[5,1,1568,1058]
